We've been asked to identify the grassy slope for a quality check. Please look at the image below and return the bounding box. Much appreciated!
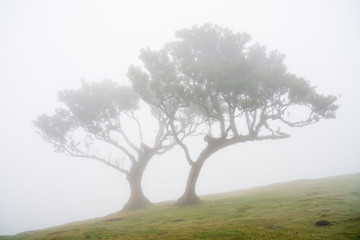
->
[1,173,360,240]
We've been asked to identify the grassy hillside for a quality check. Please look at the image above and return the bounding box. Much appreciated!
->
[1,173,360,240]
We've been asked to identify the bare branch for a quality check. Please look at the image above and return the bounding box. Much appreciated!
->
[209,95,225,135]
[93,132,137,165]
[169,118,194,165]
[116,118,140,154]
[263,121,275,135]
[254,103,268,135]
[127,110,144,145]
[156,142,176,155]
[280,116,319,127]
[58,141,129,176]
[245,112,253,135]
[153,113,167,147]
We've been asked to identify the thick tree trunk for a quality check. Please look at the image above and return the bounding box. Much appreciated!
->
[122,170,150,211]
[122,150,153,211]
[176,153,209,206]
[176,136,288,206]
[176,139,229,206]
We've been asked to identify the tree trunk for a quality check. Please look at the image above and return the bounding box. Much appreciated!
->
[177,155,208,206]
[122,150,153,211]
[122,170,150,211]
[176,140,228,206]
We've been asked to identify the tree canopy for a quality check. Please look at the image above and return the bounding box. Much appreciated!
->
[34,24,338,209]
[128,23,338,205]
[34,80,175,210]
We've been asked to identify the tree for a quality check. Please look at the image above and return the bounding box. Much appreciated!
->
[33,80,175,210]
[128,24,338,205]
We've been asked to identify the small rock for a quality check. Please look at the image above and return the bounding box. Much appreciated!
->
[169,219,185,222]
[267,225,281,229]
[315,220,331,226]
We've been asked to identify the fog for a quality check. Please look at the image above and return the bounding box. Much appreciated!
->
[1,0,359,235]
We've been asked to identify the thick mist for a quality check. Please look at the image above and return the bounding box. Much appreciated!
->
[0,0,359,235]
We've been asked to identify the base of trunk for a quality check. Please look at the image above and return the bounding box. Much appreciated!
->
[176,192,201,206]
[122,196,151,211]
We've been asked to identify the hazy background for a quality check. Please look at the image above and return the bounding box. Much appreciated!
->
[1,0,359,235]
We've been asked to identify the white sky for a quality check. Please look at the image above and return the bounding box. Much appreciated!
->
[0,0,359,235]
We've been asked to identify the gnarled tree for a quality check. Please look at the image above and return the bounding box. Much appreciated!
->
[33,80,176,210]
[128,24,338,205]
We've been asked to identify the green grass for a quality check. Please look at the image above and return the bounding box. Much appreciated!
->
[1,173,360,240]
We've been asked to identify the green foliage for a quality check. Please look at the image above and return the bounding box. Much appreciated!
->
[58,80,139,132]
[128,49,186,116]
[128,24,339,205]
[34,80,139,141]
[33,80,162,181]
[3,173,359,240]
[34,79,176,211]
[129,23,338,138]
[34,109,75,146]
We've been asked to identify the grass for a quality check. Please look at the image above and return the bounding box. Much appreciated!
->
[1,173,360,240]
